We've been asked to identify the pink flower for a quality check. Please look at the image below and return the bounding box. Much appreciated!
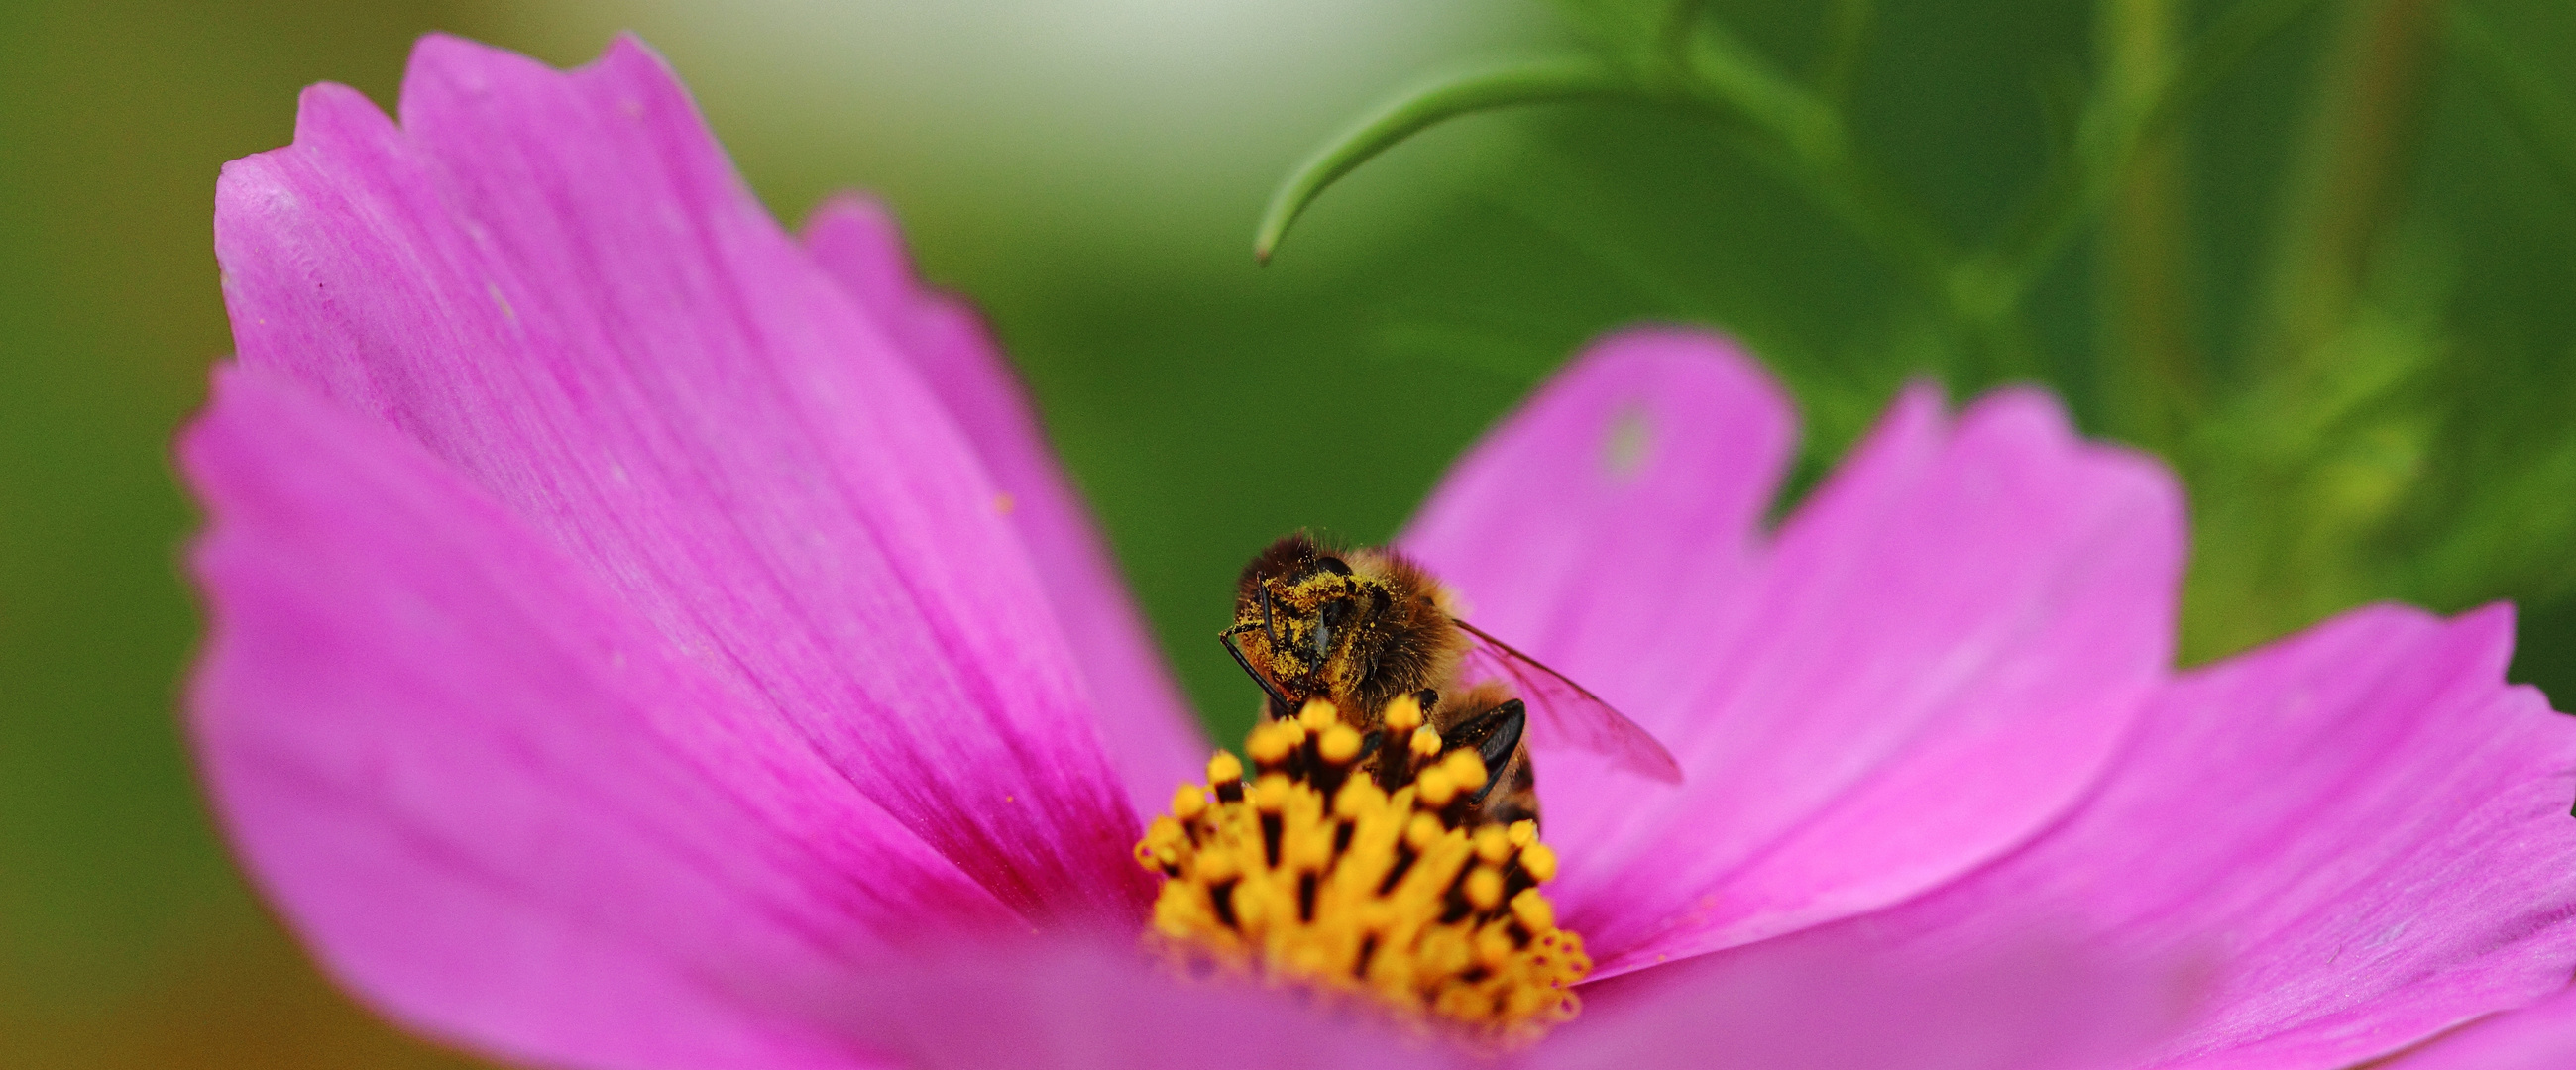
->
[2386,984,2576,1069]
[183,34,2576,1070]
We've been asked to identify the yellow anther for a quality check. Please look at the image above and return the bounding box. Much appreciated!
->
[1519,842,1558,883]
[1441,749,1489,791]
[1138,710,1589,1044]
[1318,724,1362,764]
[1410,725,1443,759]
[1298,698,1339,732]
[1206,751,1243,785]
[1383,693,1425,732]
[1510,888,1556,932]
[1230,881,1265,926]
[1334,778,1386,818]
[1417,766,1458,806]
[1287,828,1333,870]
[1246,722,1298,765]
[1404,812,1445,850]
[1252,773,1294,812]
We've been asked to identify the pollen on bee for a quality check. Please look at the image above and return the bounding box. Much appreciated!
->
[1132,696,1589,1047]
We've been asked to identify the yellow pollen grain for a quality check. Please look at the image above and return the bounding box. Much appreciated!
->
[1170,785,1206,821]
[1474,826,1513,864]
[1297,698,1339,732]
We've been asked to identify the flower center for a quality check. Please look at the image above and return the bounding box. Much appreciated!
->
[1132,696,1589,1045]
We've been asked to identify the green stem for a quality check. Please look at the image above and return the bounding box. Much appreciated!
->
[1813,0,1876,109]
[2183,0,2450,662]
[2251,0,2447,378]
[2094,0,2204,448]
[1981,0,2331,313]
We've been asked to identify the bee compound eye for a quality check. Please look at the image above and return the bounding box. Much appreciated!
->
[1321,598,1355,627]
[1317,556,1353,577]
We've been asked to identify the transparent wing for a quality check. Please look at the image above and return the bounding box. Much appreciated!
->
[1451,618,1683,784]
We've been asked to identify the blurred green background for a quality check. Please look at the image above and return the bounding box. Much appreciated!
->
[5,0,2573,1065]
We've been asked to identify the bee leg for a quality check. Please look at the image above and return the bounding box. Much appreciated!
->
[1439,699,1527,806]
[1220,630,1297,720]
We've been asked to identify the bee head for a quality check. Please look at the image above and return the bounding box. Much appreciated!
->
[1228,533,1415,717]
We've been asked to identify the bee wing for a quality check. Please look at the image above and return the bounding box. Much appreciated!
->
[1451,617,1683,784]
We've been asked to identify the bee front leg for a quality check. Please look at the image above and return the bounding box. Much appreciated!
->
[1220,628,1297,720]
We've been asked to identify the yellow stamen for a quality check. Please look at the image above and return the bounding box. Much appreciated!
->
[1409,725,1442,760]
[1318,724,1363,764]
[1384,693,1425,733]
[1136,698,1590,1046]
[1440,749,1488,792]
[1519,842,1558,883]
[1417,766,1459,807]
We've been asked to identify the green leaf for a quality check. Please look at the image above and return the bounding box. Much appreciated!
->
[1253,58,1637,264]
[2445,4,2576,207]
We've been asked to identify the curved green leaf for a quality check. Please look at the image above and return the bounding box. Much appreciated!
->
[1254,58,1635,263]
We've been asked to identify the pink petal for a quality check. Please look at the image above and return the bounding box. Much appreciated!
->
[1404,328,1795,709]
[1777,605,2576,1070]
[2384,985,2576,1070]
[1402,329,2184,975]
[800,195,1207,818]
[824,937,1438,1070]
[1534,930,2186,1070]
[185,366,1019,1070]
[212,36,1145,921]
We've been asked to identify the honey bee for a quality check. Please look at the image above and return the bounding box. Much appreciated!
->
[1219,533,1680,828]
